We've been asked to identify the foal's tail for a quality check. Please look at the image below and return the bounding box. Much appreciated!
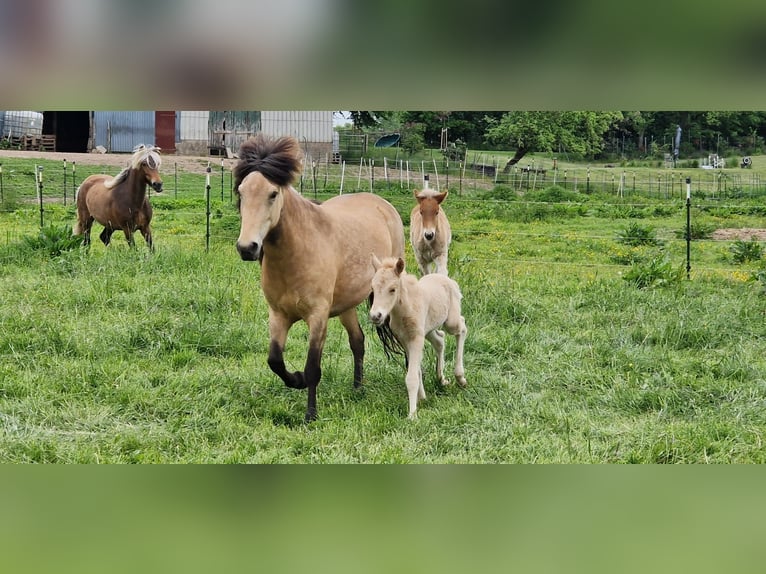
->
[367,293,405,360]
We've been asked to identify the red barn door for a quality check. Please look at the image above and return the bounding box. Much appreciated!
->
[155,111,177,153]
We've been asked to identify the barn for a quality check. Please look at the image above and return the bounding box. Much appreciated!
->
[36,111,335,159]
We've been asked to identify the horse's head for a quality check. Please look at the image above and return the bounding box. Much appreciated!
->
[369,255,405,326]
[235,172,284,261]
[415,189,447,242]
[233,135,302,262]
[133,145,163,193]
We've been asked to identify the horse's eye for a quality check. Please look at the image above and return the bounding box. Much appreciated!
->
[269,190,278,200]
[389,288,396,294]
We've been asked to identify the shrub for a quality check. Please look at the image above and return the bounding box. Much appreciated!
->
[526,186,586,203]
[622,255,684,289]
[673,221,715,241]
[730,239,764,264]
[616,222,661,246]
[22,225,84,258]
[483,185,519,201]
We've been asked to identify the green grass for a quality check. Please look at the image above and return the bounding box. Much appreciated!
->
[1,156,766,462]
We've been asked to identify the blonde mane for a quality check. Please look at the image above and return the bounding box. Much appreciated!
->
[104,144,162,190]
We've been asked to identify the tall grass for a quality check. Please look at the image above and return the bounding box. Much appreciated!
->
[1,157,766,462]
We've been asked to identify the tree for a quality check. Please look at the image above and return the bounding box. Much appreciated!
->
[485,111,623,172]
[347,111,394,130]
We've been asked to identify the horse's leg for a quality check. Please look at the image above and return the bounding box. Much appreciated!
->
[140,225,154,252]
[122,227,135,248]
[414,249,430,277]
[404,337,426,419]
[99,226,114,246]
[444,297,468,388]
[434,251,449,276]
[453,316,467,387]
[426,328,448,386]
[302,313,330,422]
[266,310,305,388]
[338,308,365,388]
[82,217,94,247]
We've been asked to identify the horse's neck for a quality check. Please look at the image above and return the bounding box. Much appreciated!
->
[268,187,323,249]
[393,274,421,318]
[125,169,147,202]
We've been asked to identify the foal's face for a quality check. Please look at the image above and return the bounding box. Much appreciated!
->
[369,256,405,326]
[236,172,284,261]
[141,159,163,193]
[416,191,447,242]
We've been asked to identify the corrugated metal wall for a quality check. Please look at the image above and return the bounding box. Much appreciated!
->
[261,111,333,143]
[179,111,209,141]
[93,111,155,152]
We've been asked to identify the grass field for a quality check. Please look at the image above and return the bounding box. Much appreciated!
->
[1,153,766,462]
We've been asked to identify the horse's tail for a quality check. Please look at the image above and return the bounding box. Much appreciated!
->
[72,184,83,235]
[367,292,405,360]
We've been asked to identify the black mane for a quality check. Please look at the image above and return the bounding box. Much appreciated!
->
[233,135,303,191]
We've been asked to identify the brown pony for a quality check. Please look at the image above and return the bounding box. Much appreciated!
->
[73,144,163,250]
[410,188,452,276]
[234,134,405,422]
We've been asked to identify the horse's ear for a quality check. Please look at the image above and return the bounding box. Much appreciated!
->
[371,253,382,270]
[395,258,405,275]
[435,191,448,204]
[413,189,423,200]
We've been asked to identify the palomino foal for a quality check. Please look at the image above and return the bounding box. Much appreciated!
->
[410,188,452,276]
[369,255,467,419]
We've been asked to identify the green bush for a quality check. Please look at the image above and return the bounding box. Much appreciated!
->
[616,222,661,246]
[730,239,764,264]
[483,185,519,201]
[22,225,83,258]
[622,254,684,289]
[674,221,715,241]
[526,186,586,203]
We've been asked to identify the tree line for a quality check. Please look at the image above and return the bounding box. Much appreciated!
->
[347,111,766,168]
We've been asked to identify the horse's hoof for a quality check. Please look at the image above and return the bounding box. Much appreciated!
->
[457,377,467,388]
[304,408,318,423]
[440,377,450,386]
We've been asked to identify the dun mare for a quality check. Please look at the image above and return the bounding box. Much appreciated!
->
[73,144,163,250]
[234,135,405,422]
[410,187,452,276]
[369,255,467,419]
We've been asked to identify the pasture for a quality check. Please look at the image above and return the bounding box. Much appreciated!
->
[1,151,766,462]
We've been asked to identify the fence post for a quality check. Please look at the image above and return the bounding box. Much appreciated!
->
[72,161,76,199]
[686,177,691,280]
[1,163,4,204]
[312,160,318,199]
[205,165,211,252]
[586,168,590,193]
[63,159,67,206]
[37,166,44,228]
[340,160,346,195]
[174,162,178,199]
[221,158,225,202]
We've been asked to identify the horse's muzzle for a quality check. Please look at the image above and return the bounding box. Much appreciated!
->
[369,309,386,327]
[151,181,163,193]
[424,230,435,241]
[237,241,261,261]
